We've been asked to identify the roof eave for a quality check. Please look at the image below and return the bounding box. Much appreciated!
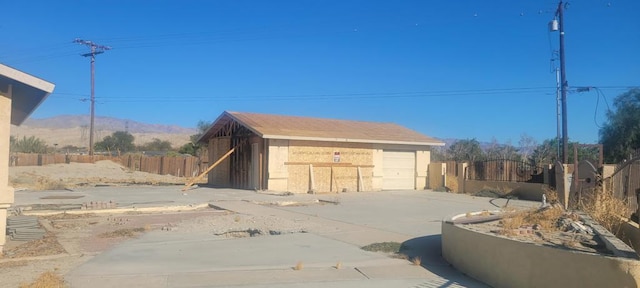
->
[196,111,265,144]
[262,134,445,146]
[0,64,55,126]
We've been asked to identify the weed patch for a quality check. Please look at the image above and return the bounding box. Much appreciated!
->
[361,242,402,253]
[19,271,66,288]
[98,227,146,238]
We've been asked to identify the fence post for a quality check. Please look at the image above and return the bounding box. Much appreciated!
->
[457,162,467,193]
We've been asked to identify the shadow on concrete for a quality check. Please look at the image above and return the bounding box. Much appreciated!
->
[401,235,488,288]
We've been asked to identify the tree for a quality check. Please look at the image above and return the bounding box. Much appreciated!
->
[178,143,198,156]
[139,138,173,151]
[95,131,135,154]
[485,138,521,160]
[599,88,640,163]
[447,138,485,162]
[518,133,538,161]
[11,136,48,153]
[529,137,601,166]
[430,146,447,162]
[529,138,558,166]
[181,120,212,156]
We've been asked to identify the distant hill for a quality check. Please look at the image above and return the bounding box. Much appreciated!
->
[11,115,197,149]
[21,115,196,134]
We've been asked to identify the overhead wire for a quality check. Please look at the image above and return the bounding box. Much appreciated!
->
[94,87,556,103]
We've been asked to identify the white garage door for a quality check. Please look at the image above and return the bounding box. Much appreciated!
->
[382,151,415,190]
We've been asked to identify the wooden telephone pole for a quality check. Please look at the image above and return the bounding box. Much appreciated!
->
[74,38,111,156]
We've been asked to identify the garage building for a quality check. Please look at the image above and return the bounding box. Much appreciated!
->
[198,111,444,193]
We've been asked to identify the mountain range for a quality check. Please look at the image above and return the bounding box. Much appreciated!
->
[11,115,196,149]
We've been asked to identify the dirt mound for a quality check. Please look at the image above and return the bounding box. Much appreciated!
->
[9,160,186,190]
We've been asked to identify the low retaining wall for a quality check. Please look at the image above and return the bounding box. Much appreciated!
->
[442,214,640,288]
[621,219,640,255]
[463,180,546,201]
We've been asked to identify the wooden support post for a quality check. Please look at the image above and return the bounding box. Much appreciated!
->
[182,147,236,191]
[308,164,315,194]
[357,166,364,192]
[330,166,334,193]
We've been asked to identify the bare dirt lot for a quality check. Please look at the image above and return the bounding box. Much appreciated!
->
[9,160,188,190]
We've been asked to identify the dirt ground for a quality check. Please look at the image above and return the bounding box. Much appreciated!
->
[1,205,321,287]
[1,161,220,287]
[9,160,190,190]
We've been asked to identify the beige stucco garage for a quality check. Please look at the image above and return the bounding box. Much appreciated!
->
[199,111,444,193]
[0,64,54,253]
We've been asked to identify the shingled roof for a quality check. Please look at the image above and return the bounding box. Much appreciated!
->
[200,111,444,146]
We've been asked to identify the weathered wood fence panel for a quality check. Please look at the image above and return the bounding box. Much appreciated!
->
[603,150,640,217]
[469,159,544,183]
[9,153,202,178]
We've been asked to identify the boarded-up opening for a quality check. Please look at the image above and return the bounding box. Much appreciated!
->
[382,150,415,190]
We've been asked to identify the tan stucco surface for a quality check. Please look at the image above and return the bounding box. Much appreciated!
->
[0,65,54,253]
[442,218,640,288]
[0,95,11,252]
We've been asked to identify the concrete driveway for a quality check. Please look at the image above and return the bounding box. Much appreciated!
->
[15,187,537,287]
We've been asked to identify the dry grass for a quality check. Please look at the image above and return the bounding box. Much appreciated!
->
[499,206,564,234]
[500,211,526,231]
[0,260,28,268]
[294,261,304,271]
[44,213,97,220]
[98,227,146,238]
[35,177,66,191]
[578,188,630,235]
[4,233,66,258]
[543,186,559,204]
[19,271,66,288]
[445,175,458,193]
[410,256,422,266]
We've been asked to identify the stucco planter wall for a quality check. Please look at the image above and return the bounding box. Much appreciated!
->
[442,213,640,288]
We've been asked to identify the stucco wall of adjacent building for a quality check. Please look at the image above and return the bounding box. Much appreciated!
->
[0,93,12,252]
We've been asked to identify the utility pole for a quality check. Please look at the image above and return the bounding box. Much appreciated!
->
[550,1,569,163]
[74,39,111,156]
[555,67,561,160]
[558,1,569,164]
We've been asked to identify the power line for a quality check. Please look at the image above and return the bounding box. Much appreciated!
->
[47,85,637,103]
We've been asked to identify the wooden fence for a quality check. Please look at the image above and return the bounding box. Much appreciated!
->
[468,159,544,183]
[9,153,205,178]
[603,150,640,217]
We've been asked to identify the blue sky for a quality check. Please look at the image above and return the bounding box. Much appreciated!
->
[2,0,638,144]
